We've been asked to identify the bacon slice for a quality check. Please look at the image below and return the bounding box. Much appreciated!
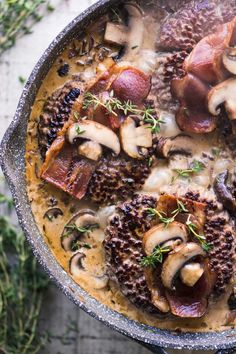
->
[166,263,216,318]
[171,17,236,133]
[41,138,95,199]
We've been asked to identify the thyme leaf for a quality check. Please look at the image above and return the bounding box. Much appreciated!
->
[140,245,171,267]
[75,125,85,135]
[0,199,49,353]
[83,91,164,133]
[147,199,188,228]
[0,0,54,56]
[173,160,205,180]
[65,223,99,236]
[186,216,211,252]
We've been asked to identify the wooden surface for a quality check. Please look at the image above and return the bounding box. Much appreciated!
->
[0,1,215,353]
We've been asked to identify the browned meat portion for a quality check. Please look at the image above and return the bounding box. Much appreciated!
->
[104,194,160,313]
[38,81,82,158]
[88,155,151,205]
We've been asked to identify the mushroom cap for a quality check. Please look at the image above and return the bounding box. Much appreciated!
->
[69,251,108,289]
[67,120,121,155]
[157,134,194,158]
[143,222,188,256]
[120,117,152,159]
[161,242,206,290]
[61,209,98,252]
[223,47,236,75]
[208,77,236,119]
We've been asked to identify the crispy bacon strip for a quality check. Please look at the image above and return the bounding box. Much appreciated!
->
[172,17,236,133]
[41,138,95,199]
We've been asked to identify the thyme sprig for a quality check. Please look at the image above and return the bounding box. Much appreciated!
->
[186,216,211,252]
[147,199,188,228]
[0,205,49,353]
[0,0,54,56]
[65,223,99,236]
[83,91,164,133]
[173,160,205,180]
[140,245,171,267]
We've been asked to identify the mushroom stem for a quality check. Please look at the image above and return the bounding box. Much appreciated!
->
[161,243,205,290]
[223,47,236,75]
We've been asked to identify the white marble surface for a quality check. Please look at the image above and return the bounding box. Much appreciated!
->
[0,1,215,353]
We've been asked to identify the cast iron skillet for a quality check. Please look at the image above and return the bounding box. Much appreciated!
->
[0,0,235,353]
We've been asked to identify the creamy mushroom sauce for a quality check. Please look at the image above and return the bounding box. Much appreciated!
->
[26,1,236,332]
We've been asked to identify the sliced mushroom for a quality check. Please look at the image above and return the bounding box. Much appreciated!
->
[208,78,236,120]
[143,222,188,256]
[43,207,63,221]
[214,170,236,213]
[78,141,102,161]
[145,268,170,313]
[61,209,98,252]
[104,4,144,59]
[69,252,108,289]
[120,117,152,158]
[180,262,204,287]
[67,120,120,155]
[223,47,236,75]
[156,135,194,158]
[161,242,206,290]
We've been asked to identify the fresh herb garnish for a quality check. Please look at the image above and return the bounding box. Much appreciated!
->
[73,111,79,121]
[148,157,153,167]
[75,125,85,135]
[173,160,205,180]
[71,241,92,252]
[83,91,164,133]
[18,76,26,84]
[0,0,54,56]
[186,216,211,252]
[0,202,49,352]
[147,199,188,227]
[212,147,221,157]
[146,208,175,228]
[140,245,171,267]
[0,193,14,210]
[172,199,188,215]
[65,223,99,236]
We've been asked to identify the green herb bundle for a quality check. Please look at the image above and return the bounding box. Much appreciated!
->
[0,0,54,56]
[0,198,49,353]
